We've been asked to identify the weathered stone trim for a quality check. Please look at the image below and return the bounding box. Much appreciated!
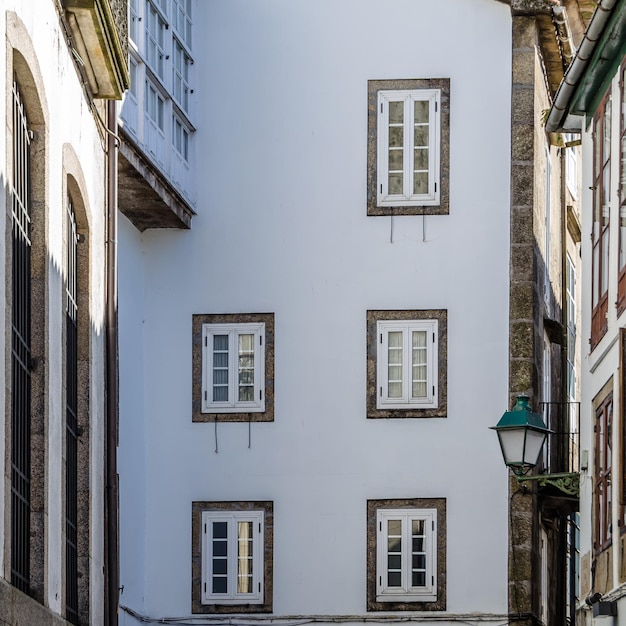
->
[366,310,447,419]
[191,500,273,614]
[192,313,275,423]
[62,147,93,625]
[367,78,450,216]
[366,498,446,612]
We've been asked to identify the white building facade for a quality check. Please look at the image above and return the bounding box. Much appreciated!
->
[118,1,513,624]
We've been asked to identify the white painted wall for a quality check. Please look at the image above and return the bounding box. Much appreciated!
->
[119,0,512,621]
[0,1,108,621]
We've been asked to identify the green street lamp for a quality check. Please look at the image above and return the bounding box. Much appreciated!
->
[491,395,550,476]
[491,395,579,497]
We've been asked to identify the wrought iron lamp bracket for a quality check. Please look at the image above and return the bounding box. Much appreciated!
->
[516,471,580,497]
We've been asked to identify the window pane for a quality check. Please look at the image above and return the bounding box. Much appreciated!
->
[413,172,429,195]
[387,331,403,398]
[412,537,424,552]
[237,521,254,593]
[387,554,401,569]
[414,100,429,124]
[414,125,429,147]
[213,540,227,557]
[213,335,229,402]
[412,571,426,587]
[389,101,404,124]
[388,149,403,171]
[213,521,228,538]
[412,331,427,398]
[389,126,403,149]
[212,519,228,594]
[414,148,429,170]
[388,572,402,587]
[412,554,426,570]
[412,518,424,535]
[238,334,255,402]
[388,173,403,195]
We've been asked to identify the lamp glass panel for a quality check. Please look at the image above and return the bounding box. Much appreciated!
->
[523,429,547,466]
[497,428,526,465]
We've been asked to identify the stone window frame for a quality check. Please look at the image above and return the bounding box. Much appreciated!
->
[192,501,273,614]
[367,498,446,612]
[367,310,447,419]
[367,78,450,216]
[192,313,274,422]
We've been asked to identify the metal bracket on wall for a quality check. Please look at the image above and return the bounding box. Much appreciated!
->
[517,472,580,497]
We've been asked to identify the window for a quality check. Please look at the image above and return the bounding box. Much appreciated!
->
[192,501,273,614]
[202,323,264,413]
[192,314,274,422]
[618,64,626,314]
[65,198,79,625]
[173,39,191,112]
[173,115,189,161]
[202,511,263,603]
[145,0,166,80]
[11,78,32,595]
[367,79,449,216]
[367,499,446,611]
[564,133,578,200]
[172,0,192,49]
[367,310,446,419]
[566,255,577,402]
[129,0,139,45]
[591,92,611,349]
[594,391,613,552]
[544,145,552,309]
[376,320,438,409]
[145,80,164,132]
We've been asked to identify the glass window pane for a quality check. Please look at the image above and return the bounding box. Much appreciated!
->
[412,571,426,587]
[412,519,425,535]
[212,558,227,575]
[213,540,227,557]
[212,577,227,594]
[412,554,426,570]
[414,148,429,170]
[414,125,429,147]
[213,521,228,538]
[388,149,403,171]
[412,537,424,552]
[389,126,403,148]
[387,554,402,570]
[413,172,429,195]
[414,100,429,124]
[388,173,403,194]
[389,101,404,124]
[388,572,402,587]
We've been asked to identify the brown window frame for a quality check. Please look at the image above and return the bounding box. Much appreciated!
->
[591,91,612,349]
[617,63,626,315]
[595,391,613,553]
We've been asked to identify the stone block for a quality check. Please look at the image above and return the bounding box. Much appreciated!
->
[510,358,534,391]
[511,124,535,161]
[510,321,534,359]
[511,207,534,245]
[510,282,534,320]
[511,163,535,206]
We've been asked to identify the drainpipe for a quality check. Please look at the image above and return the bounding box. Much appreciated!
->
[546,0,618,131]
[105,99,119,626]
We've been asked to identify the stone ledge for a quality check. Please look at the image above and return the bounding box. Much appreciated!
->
[0,577,70,625]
